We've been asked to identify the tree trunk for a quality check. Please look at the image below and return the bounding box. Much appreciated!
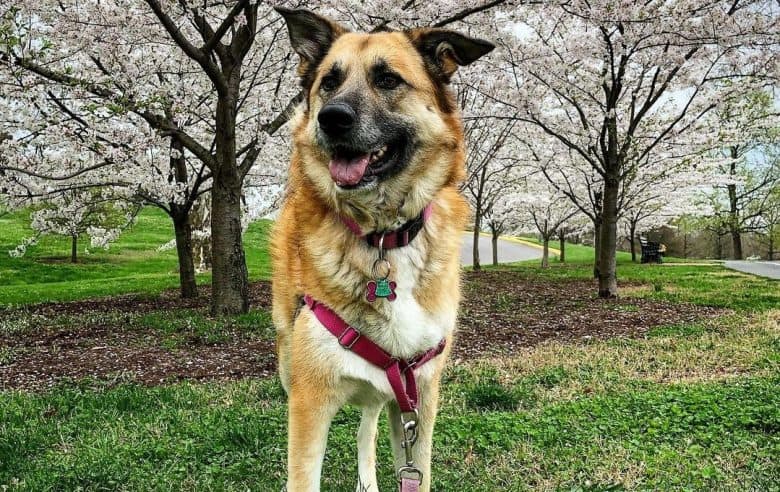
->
[211,171,249,314]
[592,190,603,279]
[472,224,481,272]
[593,219,601,279]
[70,235,77,263]
[210,90,249,315]
[173,212,198,299]
[727,149,743,260]
[169,137,198,299]
[768,227,775,260]
[472,162,488,272]
[558,231,565,263]
[491,231,498,266]
[541,236,550,268]
[629,222,637,263]
[598,174,619,298]
[730,225,743,260]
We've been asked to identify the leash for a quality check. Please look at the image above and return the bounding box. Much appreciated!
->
[303,295,445,491]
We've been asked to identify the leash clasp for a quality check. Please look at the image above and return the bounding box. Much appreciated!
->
[400,409,419,467]
[398,409,423,486]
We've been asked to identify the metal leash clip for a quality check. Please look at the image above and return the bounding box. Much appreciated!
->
[397,410,423,485]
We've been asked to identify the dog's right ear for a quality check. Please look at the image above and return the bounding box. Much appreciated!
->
[275,7,348,87]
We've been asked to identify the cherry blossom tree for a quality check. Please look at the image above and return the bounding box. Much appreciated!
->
[703,89,779,259]
[758,181,780,260]
[493,0,779,296]
[1,0,507,313]
[701,151,780,258]
[513,175,581,268]
[462,114,520,271]
[10,189,138,263]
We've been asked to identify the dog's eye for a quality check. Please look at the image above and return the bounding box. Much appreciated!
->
[320,75,340,92]
[376,73,402,90]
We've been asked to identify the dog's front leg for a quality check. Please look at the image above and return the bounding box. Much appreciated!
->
[286,380,339,492]
[356,404,383,491]
[285,324,342,492]
[386,378,441,492]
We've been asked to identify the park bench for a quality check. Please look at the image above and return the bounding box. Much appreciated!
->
[639,236,664,264]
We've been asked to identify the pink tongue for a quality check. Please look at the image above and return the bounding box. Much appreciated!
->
[329,154,371,186]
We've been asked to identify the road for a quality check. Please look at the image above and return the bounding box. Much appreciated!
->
[724,261,780,280]
[460,232,543,266]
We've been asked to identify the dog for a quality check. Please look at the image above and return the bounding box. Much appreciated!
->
[271,8,493,491]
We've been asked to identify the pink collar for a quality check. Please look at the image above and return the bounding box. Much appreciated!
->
[341,204,433,249]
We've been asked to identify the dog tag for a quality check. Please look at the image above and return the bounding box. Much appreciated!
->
[366,278,397,302]
[367,243,397,302]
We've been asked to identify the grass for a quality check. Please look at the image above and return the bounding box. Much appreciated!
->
[0,208,271,306]
[499,237,779,312]
[1,210,779,490]
[2,338,778,490]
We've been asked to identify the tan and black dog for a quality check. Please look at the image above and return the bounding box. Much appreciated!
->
[272,8,493,491]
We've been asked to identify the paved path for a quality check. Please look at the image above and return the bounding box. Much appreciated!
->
[460,233,543,266]
[724,261,780,280]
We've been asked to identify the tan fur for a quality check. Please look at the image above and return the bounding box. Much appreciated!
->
[272,27,471,492]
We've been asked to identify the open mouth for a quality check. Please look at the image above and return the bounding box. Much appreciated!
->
[328,138,405,189]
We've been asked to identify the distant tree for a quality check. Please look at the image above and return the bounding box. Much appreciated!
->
[759,184,780,260]
[705,91,779,259]
[494,0,778,296]
[702,150,779,259]
[514,178,580,268]
[10,189,137,263]
[462,110,519,271]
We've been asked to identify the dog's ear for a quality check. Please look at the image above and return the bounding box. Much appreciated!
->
[275,7,348,87]
[406,29,494,82]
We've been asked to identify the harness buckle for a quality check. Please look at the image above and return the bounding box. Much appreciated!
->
[402,359,418,374]
[337,327,361,349]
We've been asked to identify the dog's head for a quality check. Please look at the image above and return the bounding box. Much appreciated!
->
[277,8,493,223]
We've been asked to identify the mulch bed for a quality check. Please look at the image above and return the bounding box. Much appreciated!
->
[1,273,725,391]
[456,271,724,359]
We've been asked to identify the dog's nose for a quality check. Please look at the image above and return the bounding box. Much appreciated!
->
[318,103,356,137]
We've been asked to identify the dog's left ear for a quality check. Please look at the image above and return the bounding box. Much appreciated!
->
[406,28,495,82]
[275,7,348,86]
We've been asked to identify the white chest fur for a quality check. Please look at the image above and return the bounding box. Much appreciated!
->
[302,232,457,403]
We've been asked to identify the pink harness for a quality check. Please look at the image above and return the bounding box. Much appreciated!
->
[304,295,446,414]
[304,204,440,491]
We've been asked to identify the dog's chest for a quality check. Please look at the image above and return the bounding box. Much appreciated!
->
[374,245,451,355]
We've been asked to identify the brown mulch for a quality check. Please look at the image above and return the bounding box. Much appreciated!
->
[455,271,725,359]
[0,273,725,391]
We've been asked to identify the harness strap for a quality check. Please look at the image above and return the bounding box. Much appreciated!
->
[303,295,445,413]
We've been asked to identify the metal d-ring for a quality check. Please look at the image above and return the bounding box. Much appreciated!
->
[371,257,391,280]
[377,232,386,260]
[371,232,391,280]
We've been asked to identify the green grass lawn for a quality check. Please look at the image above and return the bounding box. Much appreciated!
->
[502,237,779,312]
[0,208,271,306]
[1,210,779,490]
